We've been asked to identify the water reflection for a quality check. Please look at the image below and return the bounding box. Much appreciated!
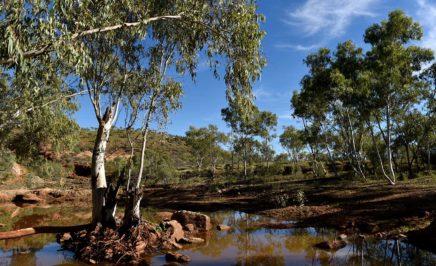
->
[0,206,435,266]
[0,204,90,266]
[158,211,436,266]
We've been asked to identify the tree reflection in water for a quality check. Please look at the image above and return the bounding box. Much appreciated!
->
[0,207,436,265]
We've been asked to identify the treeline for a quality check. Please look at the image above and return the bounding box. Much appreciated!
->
[287,11,436,184]
[3,9,436,189]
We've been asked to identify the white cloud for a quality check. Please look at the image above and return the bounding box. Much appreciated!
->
[416,0,436,52]
[278,111,293,120]
[285,0,379,38]
[274,43,320,51]
[253,87,291,103]
[253,87,272,98]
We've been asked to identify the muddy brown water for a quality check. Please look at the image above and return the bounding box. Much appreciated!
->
[0,205,435,266]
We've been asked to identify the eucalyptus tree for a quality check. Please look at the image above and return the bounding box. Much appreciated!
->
[420,63,436,171]
[260,140,275,168]
[120,43,183,228]
[0,52,79,158]
[222,105,276,177]
[257,111,277,168]
[363,10,434,184]
[291,48,335,177]
[329,41,368,179]
[279,125,304,164]
[2,1,266,227]
[393,110,430,177]
[222,103,259,177]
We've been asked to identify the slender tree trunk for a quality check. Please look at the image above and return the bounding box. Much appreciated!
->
[320,123,336,177]
[231,151,234,171]
[427,142,431,172]
[123,97,155,228]
[211,157,218,177]
[302,118,319,177]
[367,120,395,185]
[196,157,204,175]
[91,111,115,225]
[345,108,366,179]
[243,140,248,178]
[386,102,396,183]
[405,144,413,178]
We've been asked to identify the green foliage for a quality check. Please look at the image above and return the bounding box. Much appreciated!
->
[254,163,284,176]
[0,148,16,181]
[280,126,305,162]
[29,158,68,181]
[140,149,178,184]
[293,190,307,207]
[291,10,435,182]
[185,124,227,173]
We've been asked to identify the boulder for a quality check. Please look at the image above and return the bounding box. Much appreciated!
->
[165,220,184,242]
[336,234,347,241]
[165,252,191,263]
[179,237,205,244]
[161,241,182,250]
[13,192,42,204]
[60,233,72,242]
[217,224,231,231]
[184,224,195,233]
[171,210,212,231]
[314,240,347,251]
[157,211,173,221]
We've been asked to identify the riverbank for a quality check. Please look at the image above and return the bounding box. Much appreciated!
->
[142,176,436,237]
[1,175,435,238]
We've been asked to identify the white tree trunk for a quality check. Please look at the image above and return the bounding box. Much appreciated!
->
[367,120,395,185]
[345,108,366,179]
[91,120,113,225]
[386,103,396,184]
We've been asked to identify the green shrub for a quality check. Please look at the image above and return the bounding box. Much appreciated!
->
[254,163,284,176]
[0,149,16,180]
[29,159,67,180]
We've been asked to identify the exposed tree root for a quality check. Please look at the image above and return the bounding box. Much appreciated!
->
[59,220,186,265]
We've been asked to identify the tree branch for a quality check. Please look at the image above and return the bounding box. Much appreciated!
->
[0,14,183,65]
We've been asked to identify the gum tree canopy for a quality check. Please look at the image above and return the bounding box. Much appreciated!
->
[1,0,265,226]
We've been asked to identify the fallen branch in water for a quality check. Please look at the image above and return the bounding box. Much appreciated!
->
[0,223,92,240]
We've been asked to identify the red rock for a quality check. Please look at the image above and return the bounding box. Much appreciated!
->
[171,210,212,231]
[162,240,183,250]
[179,237,205,244]
[184,223,195,233]
[217,224,231,231]
[13,192,42,204]
[157,211,173,221]
[165,220,184,242]
[60,233,72,242]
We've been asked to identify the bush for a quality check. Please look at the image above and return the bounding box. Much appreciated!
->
[271,193,290,208]
[254,163,284,176]
[30,159,67,180]
[0,149,16,180]
[293,190,307,206]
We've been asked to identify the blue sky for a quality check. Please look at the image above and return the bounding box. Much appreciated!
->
[74,0,436,152]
